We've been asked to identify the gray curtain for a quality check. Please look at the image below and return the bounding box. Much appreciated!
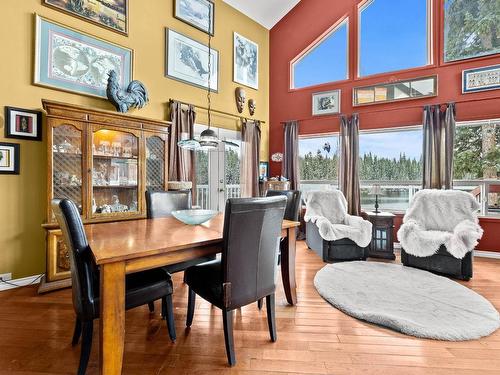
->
[241,120,261,197]
[169,101,196,182]
[339,114,361,216]
[282,121,300,190]
[422,103,456,189]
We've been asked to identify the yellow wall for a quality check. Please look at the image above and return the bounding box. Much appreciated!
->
[0,0,269,279]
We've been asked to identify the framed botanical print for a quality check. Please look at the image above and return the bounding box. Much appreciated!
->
[312,90,341,116]
[165,29,219,92]
[463,65,500,93]
[5,107,43,141]
[43,0,129,35]
[0,142,20,175]
[234,32,258,90]
[174,0,214,35]
[34,15,133,99]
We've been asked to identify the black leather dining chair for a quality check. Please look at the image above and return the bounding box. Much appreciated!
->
[52,199,176,375]
[184,196,287,366]
[256,190,302,309]
[145,190,216,274]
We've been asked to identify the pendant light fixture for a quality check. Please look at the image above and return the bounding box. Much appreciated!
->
[177,12,237,151]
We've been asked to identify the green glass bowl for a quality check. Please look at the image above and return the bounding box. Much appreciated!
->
[171,209,218,225]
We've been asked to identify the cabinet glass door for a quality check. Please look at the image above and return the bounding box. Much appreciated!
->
[145,133,167,191]
[91,128,140,216]
[52,123,84,217]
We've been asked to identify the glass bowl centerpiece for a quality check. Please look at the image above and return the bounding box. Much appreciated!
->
[171,209,218,225]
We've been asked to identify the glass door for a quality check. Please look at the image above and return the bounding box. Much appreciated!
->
[193,125,241,211]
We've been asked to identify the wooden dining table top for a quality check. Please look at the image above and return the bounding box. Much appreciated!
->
[86,213,300,265]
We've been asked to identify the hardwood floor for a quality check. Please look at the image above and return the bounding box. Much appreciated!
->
[1,242,499,374]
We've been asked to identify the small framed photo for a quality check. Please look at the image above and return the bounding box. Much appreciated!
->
[234,32,259,90]
[463,64,500,94]
[259,161,269,180]
[312,90,341,116]
[0,142,20,175]
[5,107,42,141]
[174,0,215,35]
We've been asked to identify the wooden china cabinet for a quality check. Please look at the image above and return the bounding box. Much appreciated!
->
[39,100,170,293]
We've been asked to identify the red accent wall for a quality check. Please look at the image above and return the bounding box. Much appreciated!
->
[269,0,500,251]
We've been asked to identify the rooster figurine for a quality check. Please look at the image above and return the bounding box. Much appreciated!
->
[106,70,149,113]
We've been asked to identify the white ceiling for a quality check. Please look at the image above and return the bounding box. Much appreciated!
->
[223,0,300,29]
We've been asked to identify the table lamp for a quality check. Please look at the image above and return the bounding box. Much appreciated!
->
[369,184,384,214]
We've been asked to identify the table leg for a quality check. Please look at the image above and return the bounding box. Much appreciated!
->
[100,262,126,375]
[281,228,297,305]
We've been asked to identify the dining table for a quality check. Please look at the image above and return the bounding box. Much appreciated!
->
[85,213,300,375]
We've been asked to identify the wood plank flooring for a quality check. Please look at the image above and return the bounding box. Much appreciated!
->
[1,242,499,374]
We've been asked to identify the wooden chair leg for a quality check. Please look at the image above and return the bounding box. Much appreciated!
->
[72,318,82,346]
[77,321,93,375]
[257,299,263,310]
[163,295,176,342]
[148,301,155,313]
[186,287,196,327]
[266,294,277,342]
[222,309,236,366]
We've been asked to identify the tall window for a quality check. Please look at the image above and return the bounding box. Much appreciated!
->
[299,135,339,191]
[291,19,348,89]
[359,128,423,211]
[444,0,500,62]
[359,0,430,77]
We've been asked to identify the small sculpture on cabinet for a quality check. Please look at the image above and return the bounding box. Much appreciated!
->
[106,70,149,113]
[248,98,256,116]
[235,87,246,113]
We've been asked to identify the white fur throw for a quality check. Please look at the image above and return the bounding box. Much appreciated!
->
[397,189,483,259]
[304,190,372,247]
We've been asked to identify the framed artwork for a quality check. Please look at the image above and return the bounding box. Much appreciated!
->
[353,76,437,106]
[234,32,258,90]
[312,90,341,116]
[462,65,500,94]
[174,0,214,35]
[4,107,43,141]
[34,15,133,99]
[259,161,269,180]
[165,29,219,92]
[43,0,129,35]
[0,142,20,175]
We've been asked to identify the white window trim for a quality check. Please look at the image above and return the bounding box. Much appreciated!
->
[357,0,433,78]
[290,17,349,90]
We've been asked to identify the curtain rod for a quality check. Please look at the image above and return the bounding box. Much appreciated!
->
[280,96,498,124]
[169,99,266,124]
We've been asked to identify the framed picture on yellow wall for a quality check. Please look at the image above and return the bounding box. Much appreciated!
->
[174,0,214,36]
[43,0,129,35]
[0,142,20,175]
[5,107,43,141]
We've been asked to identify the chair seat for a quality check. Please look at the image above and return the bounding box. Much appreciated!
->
[184,260,224,309]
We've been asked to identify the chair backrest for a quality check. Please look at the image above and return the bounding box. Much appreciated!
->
[221,196,287,309]
[145,190,192,218]
[51,199,99,320]
[266,190,302,221]
[404,189,480,232]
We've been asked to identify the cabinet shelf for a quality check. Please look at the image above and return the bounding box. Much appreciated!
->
[93,185,137,189]
[93,155,138,161]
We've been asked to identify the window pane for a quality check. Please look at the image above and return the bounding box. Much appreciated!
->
[292,21,348,89]
[359,0,429,77]
[444,0,500,62]
[299,136,339,192]
[359,128,423,211]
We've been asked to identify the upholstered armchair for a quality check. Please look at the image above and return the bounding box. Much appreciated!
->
[397,189,483,280]
[304,190,372,262]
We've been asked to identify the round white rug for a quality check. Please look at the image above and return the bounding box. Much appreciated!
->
[314,261,500,341]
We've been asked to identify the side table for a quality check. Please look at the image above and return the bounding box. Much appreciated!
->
[366,211,396,260]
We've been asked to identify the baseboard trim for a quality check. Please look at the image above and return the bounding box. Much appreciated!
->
[0,274,43,291]
[474,250,500,259]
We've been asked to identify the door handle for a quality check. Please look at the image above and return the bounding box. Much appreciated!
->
[219,188,224,192]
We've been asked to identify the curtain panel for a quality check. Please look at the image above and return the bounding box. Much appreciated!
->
[241,120,261,198]
[169,101,196,182]
[339,114,361,216]
[282,121,300,190]
[422,103,456,189]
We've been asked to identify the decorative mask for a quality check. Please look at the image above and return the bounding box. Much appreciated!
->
[235,87,246,113]
[248,99,256,116]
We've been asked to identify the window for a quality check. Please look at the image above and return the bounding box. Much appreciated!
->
[444,0,500,62]
[454,119,499,215]
[359,128,423,211]
[291,19,348,89]
[299,135,339,191]
[359,0,431,77]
